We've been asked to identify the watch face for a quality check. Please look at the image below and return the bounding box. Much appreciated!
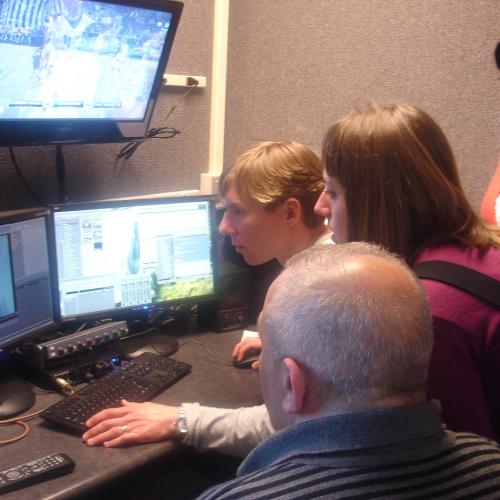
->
[177,414,188,434]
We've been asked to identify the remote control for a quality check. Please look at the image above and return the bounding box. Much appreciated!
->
[0,453,75,494]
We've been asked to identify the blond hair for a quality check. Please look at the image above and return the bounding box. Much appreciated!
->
[323,101,500,261]
[220,141,324,228]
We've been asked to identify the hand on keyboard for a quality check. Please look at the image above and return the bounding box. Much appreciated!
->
[82,399,182,447]
[41,353,191,434]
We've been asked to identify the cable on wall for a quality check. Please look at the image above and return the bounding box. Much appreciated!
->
[8,147,47,207]
[114,79,199,163]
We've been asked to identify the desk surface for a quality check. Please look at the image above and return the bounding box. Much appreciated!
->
[0,329,261,500]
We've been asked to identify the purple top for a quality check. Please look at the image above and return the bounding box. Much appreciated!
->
[414,242,500,441]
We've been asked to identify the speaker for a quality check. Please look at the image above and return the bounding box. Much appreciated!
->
[198,260,252,332]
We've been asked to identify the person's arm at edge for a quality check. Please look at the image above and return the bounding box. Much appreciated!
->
[83,401,273,458]
[183,403,273,457]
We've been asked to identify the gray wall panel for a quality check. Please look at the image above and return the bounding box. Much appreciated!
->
[225,0,500,209]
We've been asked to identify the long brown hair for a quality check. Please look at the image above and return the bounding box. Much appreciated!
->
[323,101,500,261]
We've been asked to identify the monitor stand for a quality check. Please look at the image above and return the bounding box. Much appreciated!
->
[108,331,179,359]
[0,376,36,420]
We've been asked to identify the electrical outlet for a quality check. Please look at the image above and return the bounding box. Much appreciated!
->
[200,173,220,195]
[163,74,207,88]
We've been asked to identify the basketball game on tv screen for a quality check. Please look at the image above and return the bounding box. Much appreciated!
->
[0,0,172,121]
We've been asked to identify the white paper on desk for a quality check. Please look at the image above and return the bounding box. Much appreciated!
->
[240,329,261,341]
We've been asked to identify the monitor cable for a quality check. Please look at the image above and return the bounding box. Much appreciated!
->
[0,406,48,446]
[0,420,30,446]
[0,403,61,446]
[56,144,69,204]
[0,370,94,446]
[114,78,199,163]
[8,147,47,208]
[115,126,181,161]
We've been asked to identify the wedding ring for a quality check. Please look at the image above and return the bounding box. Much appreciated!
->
[120,425,128,433]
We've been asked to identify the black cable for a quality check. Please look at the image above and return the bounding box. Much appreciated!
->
[8,147,47,207]
[115,79,199,161]
[116,126,181,160]
[55,144,69,203]
[162,80,200,123]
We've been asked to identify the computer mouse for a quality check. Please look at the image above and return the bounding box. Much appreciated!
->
[0,379,36,419]
[232,354,260,369]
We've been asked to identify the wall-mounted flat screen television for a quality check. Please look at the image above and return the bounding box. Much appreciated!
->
[0,0,183,146]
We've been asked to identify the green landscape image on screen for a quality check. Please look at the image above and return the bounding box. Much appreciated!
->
[152,273,214,301]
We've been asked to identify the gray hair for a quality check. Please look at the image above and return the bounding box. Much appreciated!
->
[262,242,433,410]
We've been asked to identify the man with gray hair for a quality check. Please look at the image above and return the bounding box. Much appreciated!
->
[198,242,500,499]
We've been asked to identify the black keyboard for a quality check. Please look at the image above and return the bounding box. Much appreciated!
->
[41,352,191,433]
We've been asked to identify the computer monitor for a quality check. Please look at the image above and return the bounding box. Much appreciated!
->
[0,209,57,352]
[50,195,218,323]
[0,0,183,145]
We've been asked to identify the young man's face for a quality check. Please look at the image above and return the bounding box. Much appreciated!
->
[314,173,348,244]
[219,185,289,265]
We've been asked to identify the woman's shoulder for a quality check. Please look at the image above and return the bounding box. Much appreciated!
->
[413,242,500,336]
[414,242,500,279]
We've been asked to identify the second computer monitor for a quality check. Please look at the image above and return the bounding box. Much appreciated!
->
[50,195,217,322]
[0,209,56,351]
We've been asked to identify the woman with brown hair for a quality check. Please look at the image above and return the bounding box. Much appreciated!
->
[315,101,500,440]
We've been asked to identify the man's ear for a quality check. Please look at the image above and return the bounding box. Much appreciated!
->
[283,198,302,226]
[281,357,306,414]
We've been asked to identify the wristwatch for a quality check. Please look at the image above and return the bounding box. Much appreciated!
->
[176,407,188,437]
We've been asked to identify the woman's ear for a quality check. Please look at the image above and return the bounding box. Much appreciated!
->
[281,357,306,414]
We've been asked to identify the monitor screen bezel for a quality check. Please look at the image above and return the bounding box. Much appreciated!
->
[0,208,58,352]
[48,194,219,324]
[0,0,184,146]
